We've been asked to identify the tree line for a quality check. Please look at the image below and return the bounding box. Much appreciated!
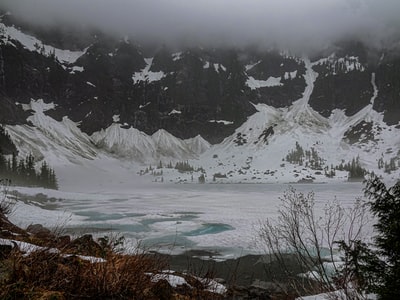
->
[285,142,368,179]
[0,125,58,189]
[0,153,58,189]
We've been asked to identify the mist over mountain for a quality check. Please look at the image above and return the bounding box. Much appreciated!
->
[1,0,400,52]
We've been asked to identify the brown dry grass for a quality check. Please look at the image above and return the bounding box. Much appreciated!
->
[1,249,167,299]
[0,236,227,300]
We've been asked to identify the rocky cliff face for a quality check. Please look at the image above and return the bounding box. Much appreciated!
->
[1,13,399,146]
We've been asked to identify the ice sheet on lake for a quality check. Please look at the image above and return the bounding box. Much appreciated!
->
[9,182,369,258]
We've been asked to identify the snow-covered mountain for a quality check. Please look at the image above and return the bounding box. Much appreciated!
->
[196,60,400,183]
[1,13,400,185]
[91,124,209,163]
[6,99,97,162]
[5,99,209,163]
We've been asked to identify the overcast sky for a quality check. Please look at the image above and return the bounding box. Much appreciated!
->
[1,0,400,50]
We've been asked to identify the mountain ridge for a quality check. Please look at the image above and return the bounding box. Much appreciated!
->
[1,15,400,184]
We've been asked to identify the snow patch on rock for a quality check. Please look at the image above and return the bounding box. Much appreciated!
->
[246,75,283,89]
[132,58,166,84]
[0,23,86,64]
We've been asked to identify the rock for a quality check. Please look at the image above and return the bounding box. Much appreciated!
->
[151,279,173,300]
[228,284,272,300]
[26,224,52,238]
[64,234,103,256]
[0,243,13,258]
[250,279,284,293]
[214,277,227,284]
[56,235,71,248]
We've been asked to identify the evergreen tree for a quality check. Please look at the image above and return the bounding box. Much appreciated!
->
[11,153,18,174]
[0,152,58,189]
[175,161,194,172]
[378,157,384,169]
[157,160,163,169]
[0,125,17,155]
[363,176,400,299]
[49,169,58,189]
[39,161,50,186]
[335,239,384,294]
[337,156,366,179]
[0,153,6,176]
[198,174,205,184]
[17,158,26,181]
[25,153,36,184]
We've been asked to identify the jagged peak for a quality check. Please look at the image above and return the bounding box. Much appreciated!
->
[185,135,211,155]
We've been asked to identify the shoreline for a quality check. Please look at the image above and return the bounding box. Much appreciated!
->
[158,250,277,287]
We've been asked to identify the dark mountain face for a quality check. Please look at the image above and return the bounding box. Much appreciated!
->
[309,58,373,117]
[375,54,400,126]
[246,51,307,108]
[1,16,400,144]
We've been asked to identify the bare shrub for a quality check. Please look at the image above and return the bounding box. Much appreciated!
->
[0,179,15,216]
[258,187,371,299]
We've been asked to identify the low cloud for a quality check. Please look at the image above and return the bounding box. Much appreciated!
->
[1,0,400,50]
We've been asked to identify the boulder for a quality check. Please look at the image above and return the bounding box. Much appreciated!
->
[26,224,53,238]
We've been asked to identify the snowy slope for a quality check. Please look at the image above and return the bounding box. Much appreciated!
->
[6,99,97,163]
[91,124,209,163]
[185,135,211,154]
[5,98,209,172]
[4,99,215,190]
[91,124,157,163]
[152,129,197,160]
[188,58,400,184]
[313,54,366,74]
[0,23,86,64]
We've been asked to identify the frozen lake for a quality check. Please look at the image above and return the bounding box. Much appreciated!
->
[10,182,367,258]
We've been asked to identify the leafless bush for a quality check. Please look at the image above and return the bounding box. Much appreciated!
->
[0,179,15,215]
[259,187,371,299]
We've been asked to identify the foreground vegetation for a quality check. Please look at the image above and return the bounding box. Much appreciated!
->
[260,175,400,299]
[0,176,399,299]
[0,224,225,299]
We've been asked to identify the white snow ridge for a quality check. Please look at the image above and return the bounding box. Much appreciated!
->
[246,76,283,89]
[0,23,86,64]
[91,125,208,163]
[7,99,97,163]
